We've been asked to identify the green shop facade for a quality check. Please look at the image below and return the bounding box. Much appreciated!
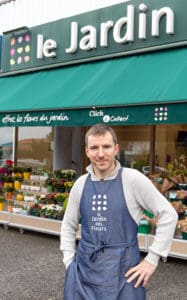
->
[0,0,187,174]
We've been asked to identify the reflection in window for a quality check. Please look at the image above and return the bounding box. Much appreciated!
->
[17,127,53,170]
[0,127,13,166]
[155,124,187,169]
[115,126,151,171]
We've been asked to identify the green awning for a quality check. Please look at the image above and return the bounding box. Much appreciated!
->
[0,47,187,126]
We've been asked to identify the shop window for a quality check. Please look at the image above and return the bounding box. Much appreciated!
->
[17,127,53,170]
[0,127,13,166]
[155,124,187,170]
[115,126,151,171]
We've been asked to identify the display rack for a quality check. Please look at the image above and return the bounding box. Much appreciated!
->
[0,211,186,260]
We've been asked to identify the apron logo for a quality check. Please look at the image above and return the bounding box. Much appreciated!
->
[91,194,108,232]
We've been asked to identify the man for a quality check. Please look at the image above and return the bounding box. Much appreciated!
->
[60,124,178,299]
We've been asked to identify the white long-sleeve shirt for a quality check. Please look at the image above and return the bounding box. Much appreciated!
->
[60,161,178,268]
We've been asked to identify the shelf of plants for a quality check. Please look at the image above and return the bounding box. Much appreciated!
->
[0,162,77,235]
[0,160,186,259]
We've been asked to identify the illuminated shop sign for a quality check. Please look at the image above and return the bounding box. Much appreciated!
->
[1,0,187,75]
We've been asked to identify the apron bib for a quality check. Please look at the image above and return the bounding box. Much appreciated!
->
[64,169,146,300]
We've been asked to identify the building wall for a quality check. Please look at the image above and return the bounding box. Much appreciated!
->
[0,0,128,33]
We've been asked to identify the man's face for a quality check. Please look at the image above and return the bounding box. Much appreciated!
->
[85,131,119,177]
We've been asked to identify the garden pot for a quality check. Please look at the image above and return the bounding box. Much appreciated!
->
[47,185,53,192]
[7,205,13,212]
[14,181,21,190]
[12,207,22,213]
[6,192,13,200]
[16,194,24,201]
[23,172,31,180]
[0,202,4,210]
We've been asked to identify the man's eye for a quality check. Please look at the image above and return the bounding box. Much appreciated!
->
[103,145,111,149]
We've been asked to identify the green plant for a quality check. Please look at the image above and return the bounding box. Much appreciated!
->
[28,203,42,217]
[4,186,14,192]
[7,200,14,206]
[0,195,5,203]
[167,155,187,176]
[3,176,14,183]
[55,192,69,203]
[40,204,63,219]
[23,167,32,172]
[13,176,23,182]
[44,177,54,186]
[54,169,62,178]
[61,169,76,181]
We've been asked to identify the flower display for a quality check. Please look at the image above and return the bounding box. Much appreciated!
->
[28,203,42,217]
[40,204,63,220]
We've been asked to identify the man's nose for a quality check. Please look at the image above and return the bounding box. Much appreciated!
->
[98,147,104,156]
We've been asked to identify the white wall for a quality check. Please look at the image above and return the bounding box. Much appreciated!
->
[0,0,129,33]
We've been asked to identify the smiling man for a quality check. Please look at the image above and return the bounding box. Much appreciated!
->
[60,123,178,300]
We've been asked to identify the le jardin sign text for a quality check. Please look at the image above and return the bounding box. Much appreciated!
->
[1,0,187,75]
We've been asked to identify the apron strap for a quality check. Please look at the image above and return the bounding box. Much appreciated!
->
[81,239,137,262]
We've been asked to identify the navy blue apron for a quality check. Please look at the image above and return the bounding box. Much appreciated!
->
[63,168,146,299]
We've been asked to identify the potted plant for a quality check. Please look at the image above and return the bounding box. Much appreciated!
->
[64,181,74,192]
[53,178,65,192]
[3,176,14,188]
[54,169,62,179]
[16,190,24,201]
[61,169,76,181]
[30,170,40,181]
[44,177,54,193]
[13,176,23,190]
[20,205,29,215]
[0,195,5,210]
[40,204,63,220]
[55,192,69,206]
[4,186,14,200]
[23,167,32,180]
[178,219,187,240]
[28,203,42,217]
[24,192,35,202]
[7,200,14,212]
[12,203,23,214]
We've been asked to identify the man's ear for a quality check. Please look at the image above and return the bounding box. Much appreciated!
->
[115,144,119,156]
[85,146,89,158]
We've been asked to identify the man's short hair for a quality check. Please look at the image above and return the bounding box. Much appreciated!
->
[85,124,118,146]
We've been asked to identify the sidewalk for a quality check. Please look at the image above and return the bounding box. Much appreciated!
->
[0,226,186,300]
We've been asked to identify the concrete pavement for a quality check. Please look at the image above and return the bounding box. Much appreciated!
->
[0,226,186,300]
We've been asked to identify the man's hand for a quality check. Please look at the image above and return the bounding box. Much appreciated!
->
[125,260,156,288]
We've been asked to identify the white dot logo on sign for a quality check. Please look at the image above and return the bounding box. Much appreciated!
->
[103,115,110,123]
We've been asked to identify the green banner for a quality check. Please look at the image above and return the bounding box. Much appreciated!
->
[2,0,187,75]
[0,103,186,127]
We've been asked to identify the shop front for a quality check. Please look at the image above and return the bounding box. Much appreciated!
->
[0,0,186,258]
